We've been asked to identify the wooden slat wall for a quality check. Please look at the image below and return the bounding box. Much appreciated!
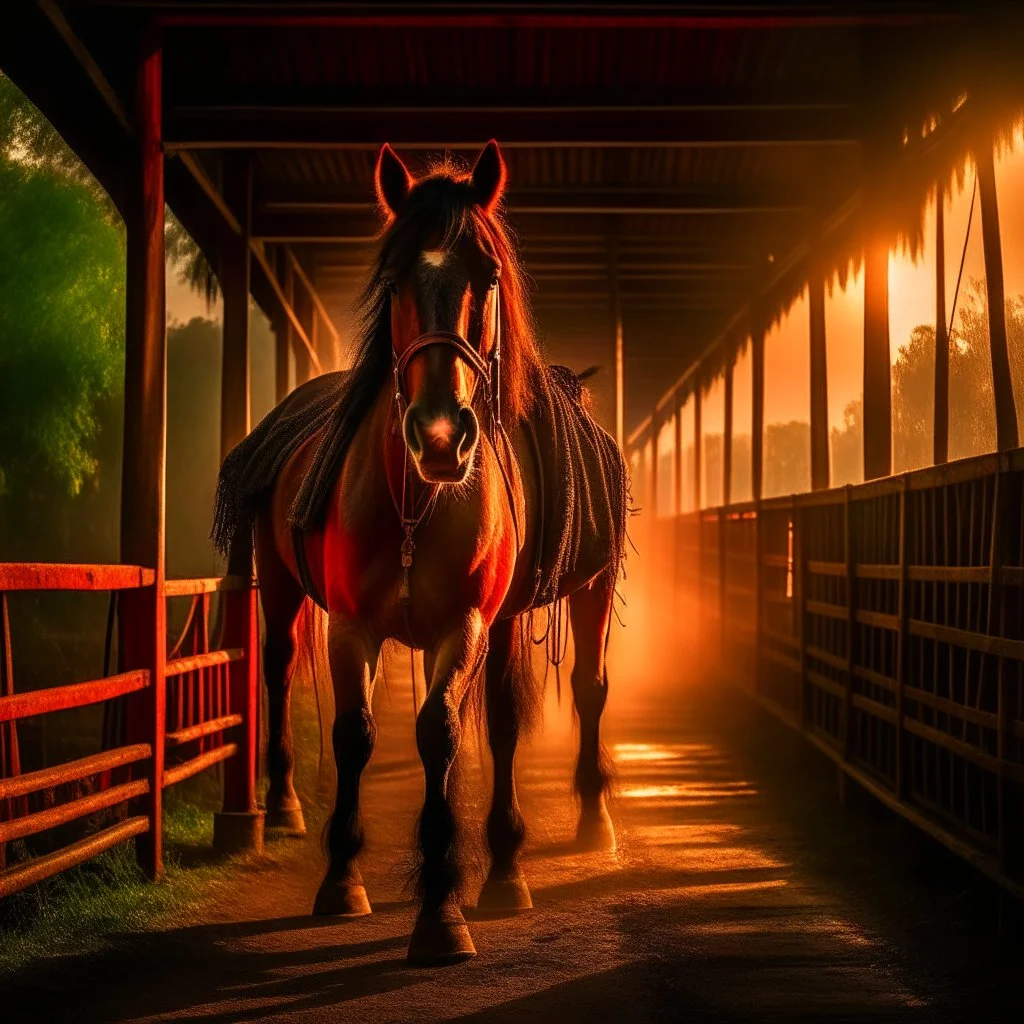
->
[639,449,1024,901]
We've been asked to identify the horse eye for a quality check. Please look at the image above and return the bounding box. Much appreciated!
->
[489,271,501,290]
[384,278,398,295]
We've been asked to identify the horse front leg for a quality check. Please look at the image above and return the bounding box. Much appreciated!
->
[569,571,616,852]
[408,609,488,966]
[312,613,380,917]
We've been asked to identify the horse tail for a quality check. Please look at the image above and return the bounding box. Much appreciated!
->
[292,597,331,778]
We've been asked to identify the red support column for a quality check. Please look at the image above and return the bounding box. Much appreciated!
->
[215,157,263,855]
[219,153,252,462]
[216,576,262,854]
[119,31,167,880]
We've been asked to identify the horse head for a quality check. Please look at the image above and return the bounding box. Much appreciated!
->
[374,140,508,484]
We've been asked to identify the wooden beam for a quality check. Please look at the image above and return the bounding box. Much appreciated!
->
[284,246,340,349]
[148,7,960,30]
[175,150,242,234]
[249,241,321,374]
[271,247,290,403]
[220,152,252,462]
[259,185,810,216]
[808,253,830,490]
[863,238,892,481]
[165,106,861,151]
[292,263,312,384]
[317,259,752,274]
[118,30,166,882]
[977,139,1019,452]
[35,0,132,131]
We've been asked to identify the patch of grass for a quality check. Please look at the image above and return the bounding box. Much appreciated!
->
[0,678,329,979]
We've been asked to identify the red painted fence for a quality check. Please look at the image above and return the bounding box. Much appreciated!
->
[0,563,260,899]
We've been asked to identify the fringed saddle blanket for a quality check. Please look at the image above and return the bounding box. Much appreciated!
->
[212,366,629,614]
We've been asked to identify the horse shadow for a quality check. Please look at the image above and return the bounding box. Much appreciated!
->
[5,912,423,1024]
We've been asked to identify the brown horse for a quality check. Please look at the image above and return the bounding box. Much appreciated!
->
[217,140,626,965]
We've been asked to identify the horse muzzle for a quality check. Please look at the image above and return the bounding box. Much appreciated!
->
[403,405,479,483]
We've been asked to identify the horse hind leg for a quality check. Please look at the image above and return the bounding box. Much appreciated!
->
[255,515,307,836]
[569,570,616,852]
[478,615,536,913]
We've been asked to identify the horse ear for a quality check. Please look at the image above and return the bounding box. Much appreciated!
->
[470,139,507,213]
[375,143,413,217]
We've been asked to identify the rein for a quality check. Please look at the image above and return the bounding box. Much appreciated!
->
[388,285,523,620]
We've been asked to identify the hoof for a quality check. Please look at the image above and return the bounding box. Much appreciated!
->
[477,869,533,912]
[265,801,306,836]
[576,805,616,853]
[407,905,477,966]
[312,873,371,917]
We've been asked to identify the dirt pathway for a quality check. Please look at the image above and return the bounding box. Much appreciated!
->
[4,680,1018,1023]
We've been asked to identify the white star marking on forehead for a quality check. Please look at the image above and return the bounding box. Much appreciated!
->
[421,249,449,268]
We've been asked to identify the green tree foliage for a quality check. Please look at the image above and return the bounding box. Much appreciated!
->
[0,71,218,501]
[0,76,125,496]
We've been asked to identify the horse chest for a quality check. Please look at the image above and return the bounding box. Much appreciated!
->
[321,499,514,633]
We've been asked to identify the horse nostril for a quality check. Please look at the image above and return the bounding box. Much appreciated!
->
[456,407,479,461]
[404,410,423,456]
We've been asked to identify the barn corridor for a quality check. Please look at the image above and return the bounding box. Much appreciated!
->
[4,6,1024,1021]
[5,671,1015,1023]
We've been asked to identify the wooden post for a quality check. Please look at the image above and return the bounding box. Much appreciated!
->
[895,477,909,799]
[795,499,807,728]
[863,238,892,480]
[693,379,703,510]
[841,487,856,773]
[294,271,314,384]
[650,408,659,520]
[809,256,830,490]
[272,247,290,403]
[977,140,1019,452]
[991,456,1022,903]
[934,187,949,465]
[215,574,263,854]
[214,156,263,854]
[673,391,683,515]
[723,357,734,506]
[119,32,166,880]
[220,152,252,463]
[0,593,24,872]
[751,321,765,503]
[751,317,766,697]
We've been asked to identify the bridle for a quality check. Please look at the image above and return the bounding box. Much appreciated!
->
[387,282,521,609]
[390,282,503,428]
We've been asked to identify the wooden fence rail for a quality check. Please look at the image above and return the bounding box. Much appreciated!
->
[0,565,261,899]
[635,449,1024,902]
